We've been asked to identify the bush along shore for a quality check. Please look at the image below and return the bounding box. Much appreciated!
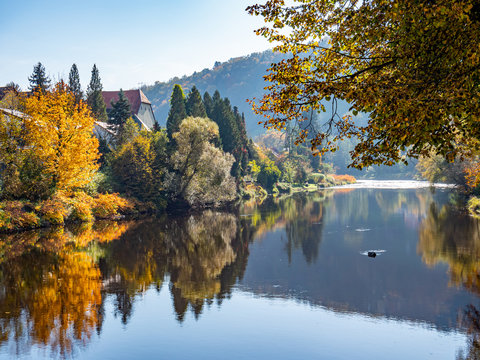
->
[0,192,154,233]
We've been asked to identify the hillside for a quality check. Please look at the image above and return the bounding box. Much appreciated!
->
[141,51,281,137]
[142,50,351,137]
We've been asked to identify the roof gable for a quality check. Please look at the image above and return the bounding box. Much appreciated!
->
[102,89,151,114]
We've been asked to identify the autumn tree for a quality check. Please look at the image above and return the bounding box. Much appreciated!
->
[22,82,100,193]
[28,62,50,93]
[166,84,187,139]
[247,0,480,168]
[86,64,108,122]
[186,86,207,118]
[68,63,83,104]
[0,86,23,111]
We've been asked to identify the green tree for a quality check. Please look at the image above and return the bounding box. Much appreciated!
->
[166,84,187,139]
[110,119,168,205]
[209,91,250,178]
[203,91,214,118]
[68,64,83,104]
[257,159,281,193]
[28,62,50,93]
[109,89,131,127]
[167,117,236,207]
[186,86,207,118]
[86,64,108,122]
[247,0,480,168]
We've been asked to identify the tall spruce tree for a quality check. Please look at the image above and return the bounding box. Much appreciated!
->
[209,90,251,179]
[68,64,83,104]
[28,62,51,93]
[186,86,207,118]
[166,84,187,139]
[86,64,108,122]
[203,91,214,119]
[109,89,131,126]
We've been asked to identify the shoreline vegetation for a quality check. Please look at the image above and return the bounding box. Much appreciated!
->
[0,174,356,233]
[0,65,356,234]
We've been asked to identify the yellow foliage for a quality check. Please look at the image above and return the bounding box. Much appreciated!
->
[38,195,69,225]
[68,191,95,222]
[23,83,100,192]
[92,193,133,219]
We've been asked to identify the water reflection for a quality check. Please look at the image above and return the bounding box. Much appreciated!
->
[99,211,246,323]
[2,188,480,358]
[0,222,132,358]
[417,203,480,359]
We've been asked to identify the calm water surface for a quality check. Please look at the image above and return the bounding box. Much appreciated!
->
[1,181,479,359]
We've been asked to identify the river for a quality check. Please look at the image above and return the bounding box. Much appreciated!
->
[0,181,478,359]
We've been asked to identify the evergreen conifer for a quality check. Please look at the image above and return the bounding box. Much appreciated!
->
[186,86,206,118]
[28,62,51,93]
[86,64,108,122]
[203,91,214,118]
[166,84,187,139]
[68,64,83,104]
[109,89,131,127]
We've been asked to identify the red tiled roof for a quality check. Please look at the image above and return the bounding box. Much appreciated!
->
[102,89,151,114]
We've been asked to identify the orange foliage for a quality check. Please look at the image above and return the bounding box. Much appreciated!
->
[92,193,134,219]
[465,161,480,188]
[330,174,356,184]
[29,252,102,355]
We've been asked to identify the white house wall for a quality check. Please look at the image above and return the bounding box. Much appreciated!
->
[137,103,156,129]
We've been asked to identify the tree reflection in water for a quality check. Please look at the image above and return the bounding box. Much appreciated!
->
[241,192,329,264]
[418,203,480,359]
[99,211,245,323]
[0,221,130,358]
[0,211,251,357]
[0,189,464,358]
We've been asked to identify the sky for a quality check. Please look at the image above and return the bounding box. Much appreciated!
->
[0,0,271,91]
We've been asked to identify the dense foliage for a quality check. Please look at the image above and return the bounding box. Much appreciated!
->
[247,0,480,168]
[0,83,99,199]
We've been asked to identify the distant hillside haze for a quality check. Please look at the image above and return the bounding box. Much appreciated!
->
[142,50,357,137]
[142,50,283,137]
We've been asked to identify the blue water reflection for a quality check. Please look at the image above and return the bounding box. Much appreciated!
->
[0,185,478,359]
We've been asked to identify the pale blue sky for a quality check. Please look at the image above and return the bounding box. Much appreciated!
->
[0,0,270,91]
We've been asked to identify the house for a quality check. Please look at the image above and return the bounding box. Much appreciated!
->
[102,89,157,130]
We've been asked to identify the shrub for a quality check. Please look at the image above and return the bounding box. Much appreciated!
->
[468,197,480,218]
[39,196,69,225]
[276,182,292,194]
[92,193,133,219]
[331,174,357,185]
[68,192,95,222]
[307,173,325,184]
[325,175,336,185]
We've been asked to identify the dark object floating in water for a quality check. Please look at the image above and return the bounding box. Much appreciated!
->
[360,249,386,257]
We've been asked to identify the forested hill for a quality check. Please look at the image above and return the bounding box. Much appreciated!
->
[141,51,285,137]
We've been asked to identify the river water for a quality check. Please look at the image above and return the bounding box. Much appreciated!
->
[0,181,479,359]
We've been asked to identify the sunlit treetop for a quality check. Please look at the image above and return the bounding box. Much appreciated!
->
[247,0,480,168]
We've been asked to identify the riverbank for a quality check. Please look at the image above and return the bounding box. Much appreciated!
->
[0,192,155,233]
